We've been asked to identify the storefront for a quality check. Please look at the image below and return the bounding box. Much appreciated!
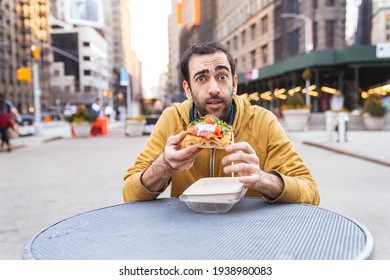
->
[237,45,390,113]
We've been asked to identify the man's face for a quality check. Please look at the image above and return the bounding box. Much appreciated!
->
[183,52,237,122]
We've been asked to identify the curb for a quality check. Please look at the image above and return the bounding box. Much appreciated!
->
[10,136,64,151]
[42,136,64,143]
[302,140,390,167]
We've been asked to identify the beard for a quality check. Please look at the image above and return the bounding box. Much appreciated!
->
[193,94,233,122]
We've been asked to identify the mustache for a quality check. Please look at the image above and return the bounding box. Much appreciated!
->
[206,96,224,102]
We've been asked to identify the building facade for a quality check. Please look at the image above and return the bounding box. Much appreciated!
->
[50,26,109,104]
[167,0,389,113]
[48,0,142,111]
[372,0,390,44]
[0,0,51,113]
[111,0,142,105]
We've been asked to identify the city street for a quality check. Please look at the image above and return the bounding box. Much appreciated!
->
[0,122,389,260]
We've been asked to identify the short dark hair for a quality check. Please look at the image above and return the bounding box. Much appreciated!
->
[180,41,235,85]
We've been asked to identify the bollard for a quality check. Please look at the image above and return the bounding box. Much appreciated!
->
[337,112,349,143]
[325,111,335,142]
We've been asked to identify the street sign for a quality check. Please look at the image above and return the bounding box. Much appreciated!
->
[376,43,390,58]
[119,67,129,86]
[16,67,32,82]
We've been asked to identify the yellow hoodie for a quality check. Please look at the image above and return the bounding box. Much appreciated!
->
[123,95,320,205]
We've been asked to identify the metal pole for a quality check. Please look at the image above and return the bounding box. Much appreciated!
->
[305,78,310,106]
[126,81,132,117]
[32,62,42,135]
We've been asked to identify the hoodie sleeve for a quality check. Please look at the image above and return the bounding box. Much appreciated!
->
[261,112,320,206]
[122,105,186,202]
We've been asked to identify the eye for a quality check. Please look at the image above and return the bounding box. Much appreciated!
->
[196,76,205,82]
[218,74,228,80]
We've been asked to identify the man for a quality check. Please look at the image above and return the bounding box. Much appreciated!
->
[0,94,21,123]
[123,42,319,205]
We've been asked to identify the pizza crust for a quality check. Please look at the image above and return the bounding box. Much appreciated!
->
[182,130,232,149]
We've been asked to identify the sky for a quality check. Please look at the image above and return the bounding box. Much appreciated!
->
[130,0,172,97]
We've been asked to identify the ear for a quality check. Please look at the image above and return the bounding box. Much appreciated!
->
[182,80,192,100]
[232,75,238,95]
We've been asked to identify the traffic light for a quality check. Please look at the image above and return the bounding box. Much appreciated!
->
[30,44,40,59]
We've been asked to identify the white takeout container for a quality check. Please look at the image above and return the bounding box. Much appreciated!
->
[179,177,247,213]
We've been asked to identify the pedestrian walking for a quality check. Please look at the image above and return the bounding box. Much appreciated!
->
[91,97,102,116]
[0,98,16,152]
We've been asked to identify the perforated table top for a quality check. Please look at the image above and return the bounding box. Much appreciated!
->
[23,198,374,260]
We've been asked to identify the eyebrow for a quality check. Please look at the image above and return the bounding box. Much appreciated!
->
[193,65,231,79]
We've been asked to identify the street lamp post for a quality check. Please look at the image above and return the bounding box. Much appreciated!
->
[281,13,314,106]
[30,44,42,135]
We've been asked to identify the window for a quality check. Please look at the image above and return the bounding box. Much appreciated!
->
[54,70,60,77]
[290,0,299,13]
[313,21,318,49]
[241,55,246,70]
[325,20,335,48]
[250,50,256,68]
[226,40,230,51]
[289,30,299,56]
[83,56,91,61]
[326,0,335,6]
[250,23,256,40]
[261,44,268,64]
[313,0,318,9]
[241,30,246,46]
[233,36,238,50]
[83,69,91,76]
[83,42,90,47]
[261,15,268,34]
[84,86,92,93]
[274,38,282,62]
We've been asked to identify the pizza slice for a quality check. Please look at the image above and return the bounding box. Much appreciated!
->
[182,114,233,149]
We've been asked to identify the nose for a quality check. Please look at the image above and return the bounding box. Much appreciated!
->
[208,77,220,95]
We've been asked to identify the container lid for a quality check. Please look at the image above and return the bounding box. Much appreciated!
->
[182,177,243,196]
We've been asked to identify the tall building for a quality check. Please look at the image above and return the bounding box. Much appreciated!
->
[112,0,142,106]
[167,0,213,102]
[355,0,372,44]
[0,0,51,113]
[50,26,109,104]
[49,0,109,105]
[215,0,275,73]
[48,0,142,110]
[371,0,390,44]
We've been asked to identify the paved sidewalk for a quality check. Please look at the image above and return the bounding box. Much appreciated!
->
[9,121,390,168]
[287,130,390,167]
[1,121,389,259]
[9,120,124,150]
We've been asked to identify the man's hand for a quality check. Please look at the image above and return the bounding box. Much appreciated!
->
[222,142,284,199]
[141,131,201,192]
[163,131,202,171]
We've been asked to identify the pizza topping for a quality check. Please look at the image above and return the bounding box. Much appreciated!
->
[187,114,232,140]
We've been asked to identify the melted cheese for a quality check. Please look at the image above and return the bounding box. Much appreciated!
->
[195,123,216,136]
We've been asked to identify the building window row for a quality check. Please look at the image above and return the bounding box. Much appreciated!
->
[239,44,269,71]
[226,14,270,52]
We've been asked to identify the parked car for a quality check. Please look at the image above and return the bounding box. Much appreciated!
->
[17,114,35,136]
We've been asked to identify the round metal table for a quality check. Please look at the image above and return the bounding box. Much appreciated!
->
[23,198,374,260]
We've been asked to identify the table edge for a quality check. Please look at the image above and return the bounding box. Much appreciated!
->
[21,198,375,260]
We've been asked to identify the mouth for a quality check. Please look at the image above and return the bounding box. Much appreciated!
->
[207,99,223,105]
